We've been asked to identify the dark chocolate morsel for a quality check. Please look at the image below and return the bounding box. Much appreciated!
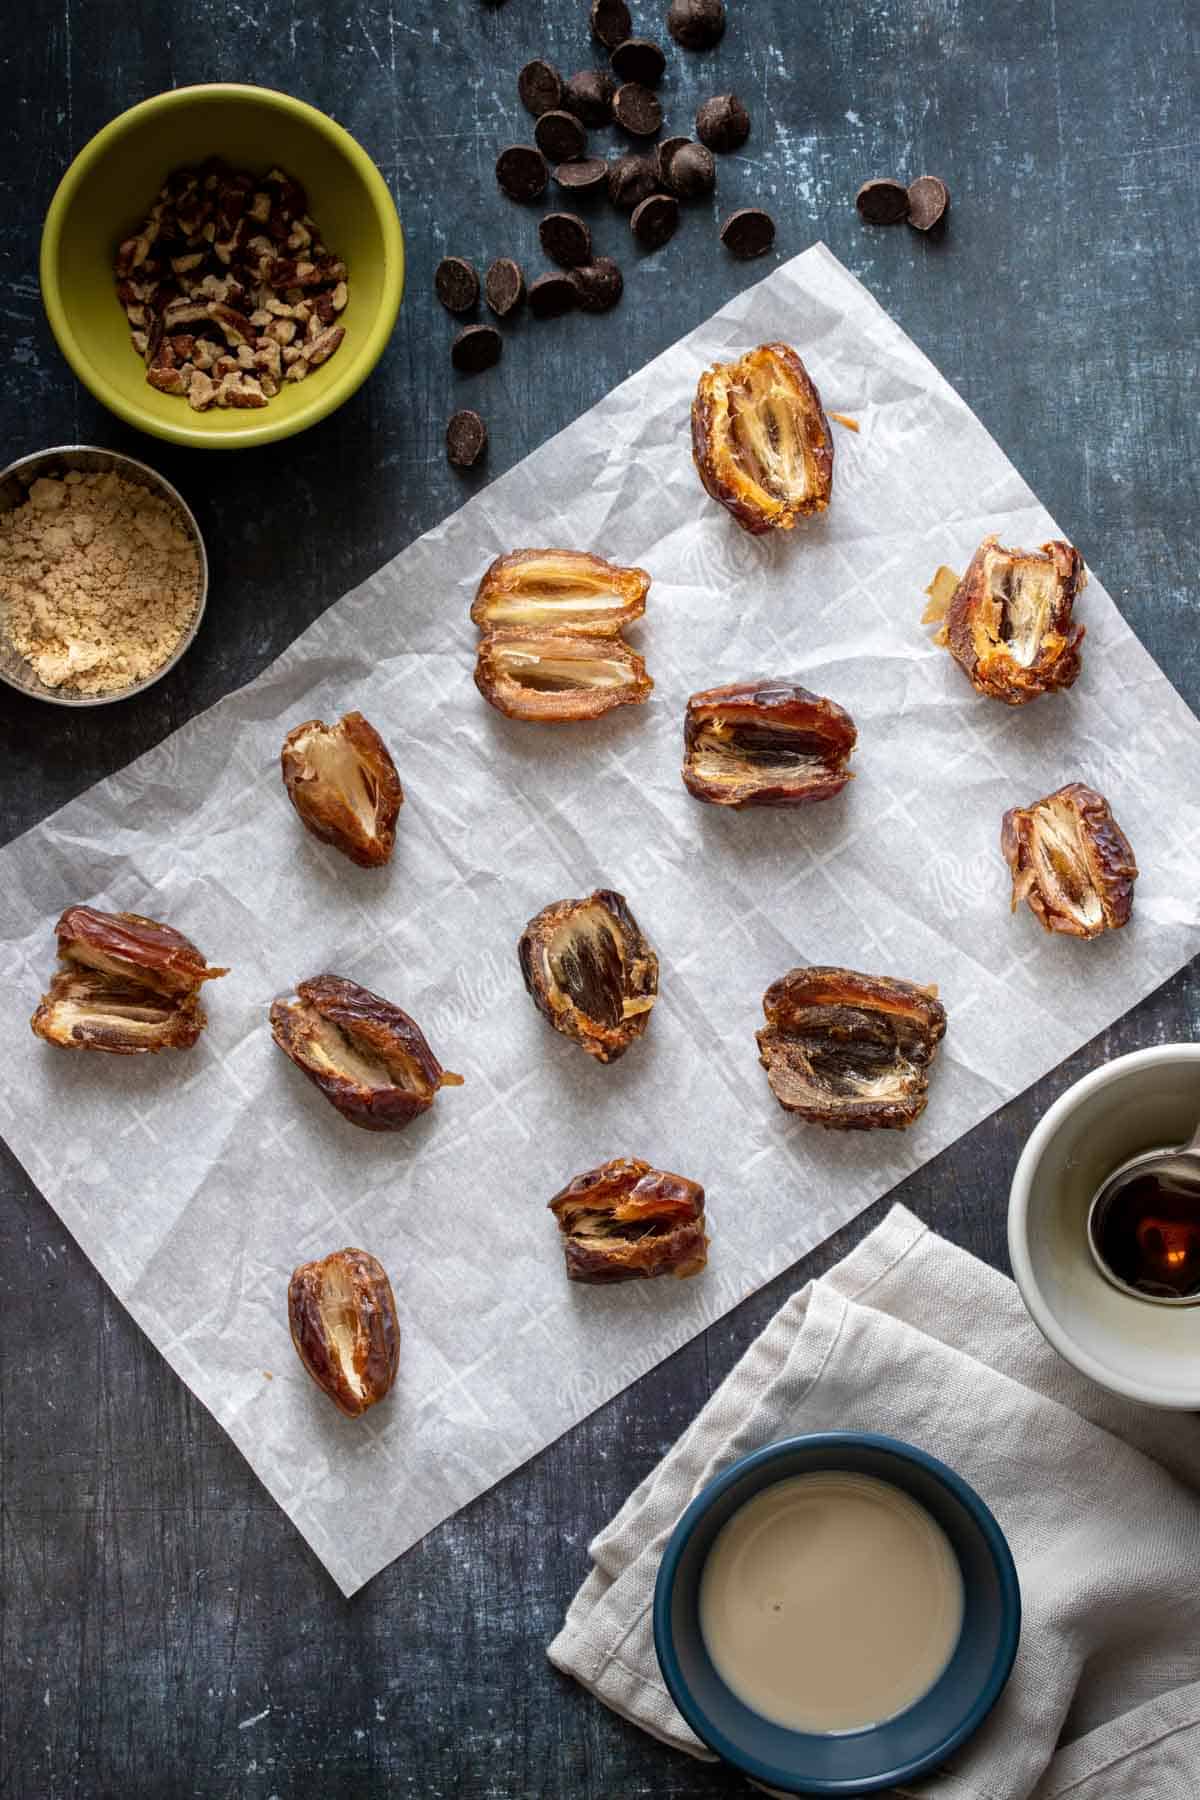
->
[631,191,679,249]
[659,137,714,197]
[539,211,593,268]
[496,144,550,202]
[451,323,503,372]
[446,410,488,468]
[528,272,579,319]
[434,256,479,315]
[907,174,950,231]
[590,0,632,48]
[535,109,588,163]
[696,92,750,152]
[569,256,624,312]
[484,256,526,317]
[518,58,564,118]
[607,152,660,210]
[667,0,726,50]
[554,156,610,194]
[610,38,667,86]
[613,82,663,137]
[719,206,776,259]
[563,69,616,127]
[855,177,909,225]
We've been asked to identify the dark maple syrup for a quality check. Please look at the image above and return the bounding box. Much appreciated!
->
[1091,1169,1200,1301]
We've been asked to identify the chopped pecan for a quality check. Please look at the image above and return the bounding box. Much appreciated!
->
[30,906,227,1055]
[756,966,946,1130]
[280,710,403,867]
[519,889,658,1062]
[470,549,651,637]
[682,680,857,807]
[270,974,464,1131]
[692,342,834,534]
[288,1248,400,1416]
[1001,782,1137,938]
[937,535,1086,704]
[475,629,652,722]
[549,1158,708,1283]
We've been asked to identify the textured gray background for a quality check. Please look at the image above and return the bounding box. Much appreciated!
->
[2,2,1198,1796]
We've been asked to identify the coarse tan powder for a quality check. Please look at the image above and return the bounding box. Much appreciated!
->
[0,470,201,695]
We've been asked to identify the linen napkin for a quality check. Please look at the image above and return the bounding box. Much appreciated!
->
[549,1205,1200,1798]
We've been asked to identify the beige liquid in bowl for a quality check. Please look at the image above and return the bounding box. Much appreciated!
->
[698,1471,964,1734]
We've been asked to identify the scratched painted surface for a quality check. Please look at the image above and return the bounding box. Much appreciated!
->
[1,1,1198,1795]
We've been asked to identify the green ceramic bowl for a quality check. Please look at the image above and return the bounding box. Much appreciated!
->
[40,84,404,449]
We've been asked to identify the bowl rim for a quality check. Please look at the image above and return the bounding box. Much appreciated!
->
[1007,1042,1200,1408]
[38,82,404,450]
[0,443,208,706]
[652,1431,1021,1795]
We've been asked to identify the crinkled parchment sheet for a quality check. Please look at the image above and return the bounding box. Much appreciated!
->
[4,245,1200,1595]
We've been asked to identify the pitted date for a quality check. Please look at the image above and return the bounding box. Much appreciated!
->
[270,974,464,1131]
[475,629,653,722]
[682,680,857,807]
[518,888,658,1062]
[470,548,650,636]
[937,535,1086,704]
[756,965,946,1130]
[549,1158,708,1283]
[30,906,227,1054]
[281,710,403,867]
[692,342,833,535]
[1001,781,1137,938]
[288,1247,400,1417]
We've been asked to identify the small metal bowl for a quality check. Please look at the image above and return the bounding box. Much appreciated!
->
[0,444,208,707]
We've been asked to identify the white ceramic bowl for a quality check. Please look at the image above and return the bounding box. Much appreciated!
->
[1008,1045,1200,1408]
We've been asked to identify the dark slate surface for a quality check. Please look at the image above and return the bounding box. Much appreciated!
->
[2,3,1198,1795]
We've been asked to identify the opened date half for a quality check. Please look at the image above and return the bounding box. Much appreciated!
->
[519,888,658,1062]
[281,710,403,867]
[549,1158,708,1283]
[471,548,650,637]
[30,905,227,1055]
[935,535,1086,705]
[288,1247,400,1417]
[475,629,652,723]
[1002,781,1137,938]
[682,680,857,807]
[692,342,834,535]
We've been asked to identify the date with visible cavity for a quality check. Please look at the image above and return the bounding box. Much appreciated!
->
[281,710,403,867]
[288,1247,400,1417]
[682,680,857,807]
[519,888,658,1062]
[936,535,1085,705]
[470,548,650,637]
[692,342,833,535]
[549,1158,708,1283]
[475,628,652,722]
[1001,781,1137,938]
[30,906,227,1055]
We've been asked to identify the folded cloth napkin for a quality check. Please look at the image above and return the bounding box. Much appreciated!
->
[548,1205,1200,1799]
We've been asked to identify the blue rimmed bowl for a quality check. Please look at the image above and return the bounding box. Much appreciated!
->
[653,1433,1020,1796]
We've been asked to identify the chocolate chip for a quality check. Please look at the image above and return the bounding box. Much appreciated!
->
[907,174,950,232]
[659,136,714,198]
[630,192,679,249]
[496,144,549,202]
[563,69,615,127]
[590,0,632,49]
[613,82,663,137]
[607,152,660,210]
[484,256,526,317]
[696,92,750,152]
[719,207,776,259]
[528,272,579,319]
[539,211,592,268]
[855,178,909,225]
[535,109,587,162]
[554,156,610,194]
[451,323,503,371]
[518,59,564,118]
[569,255,624,312]
[446,409,488,468]
[434,256,479,315]
[667,0,726,50]
[610,38,666,85]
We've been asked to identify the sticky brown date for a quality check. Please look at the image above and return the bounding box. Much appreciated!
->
[30,906,227,1054]
[692,342,834,535]
[288,1247,400,1417]
[1001,781,1137,938]
[281,710,403,867]
[937,535,1086,704]
[470,548,651,636]
[518,888,658,1062]
[475,628,653,722]
[682,679,857,807]
[548,1158,708,1283]
[756,966,946,1129]
[270,974,464,1130]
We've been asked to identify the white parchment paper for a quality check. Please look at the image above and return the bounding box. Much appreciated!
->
[4,245,1200,1596]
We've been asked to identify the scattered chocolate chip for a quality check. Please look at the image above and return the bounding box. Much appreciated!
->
[563,69,616,128]
[607,151,660,210]
[719,206,776,259]
[631,192,679,250]
[539,211,593,268]
[659,136,715,197]
[590,0,632,48]
[696,92,750,152]
[528,271,579,319]
[855,177,909,225]
[446,409,488,468]
[536,109,588,162]
[907,174,950,232]
[554,156,610,194]
[434,256,480,315]
[613,82,663,137]
[667,0,726,50]
[496,144,550,202]
[569,256,625,312]
[484,256,526,317]
[611,38,667,85]
[518,58,564,118]
[451,323,503,372]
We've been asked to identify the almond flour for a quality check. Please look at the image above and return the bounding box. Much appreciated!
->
[0,470,200,695]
